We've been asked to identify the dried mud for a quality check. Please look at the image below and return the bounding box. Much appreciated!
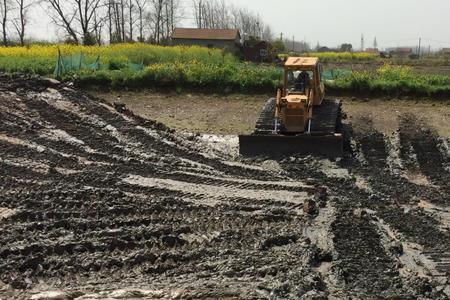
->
[0,74,449,299]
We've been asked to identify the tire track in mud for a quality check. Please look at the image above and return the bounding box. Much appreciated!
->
[282,161,414,298]
[350,120,450,297]
[0,76,323,299]
[399,114,450,195]
[18,90,284,186]
[278,117,450,298]
[59,90,278,181]
[352,119,442,206]
[0,181,309,294]
[332,126,418,296]
[331,203,404,296]
[394,116,450,285]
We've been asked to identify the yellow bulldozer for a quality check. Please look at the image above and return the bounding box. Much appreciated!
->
[239,57,344,157]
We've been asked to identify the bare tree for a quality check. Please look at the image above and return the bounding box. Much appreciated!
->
[12,0,33,46]
[114,0,125,42]
[94,0,181,44]
[104,0,123,43]
[111,1,123,42]
[76,0,103,44]
[193,0,229,30]
[230,7,263,39]
[43,0,103,45]
[192,0,272,42]
[0,0,10,45]
[92,6,105,44]
[162,0,178,40]
[192,0,200,28]
[134,0,147,42]
[150,0,163,43]
[119,0,125,41]
[44,0,80,44]
[261,24,273,41]
[127,0,137,41]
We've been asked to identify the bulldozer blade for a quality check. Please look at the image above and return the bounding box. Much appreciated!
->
[239,133,343,158]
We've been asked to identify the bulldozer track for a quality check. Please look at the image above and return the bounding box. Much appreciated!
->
[311,99,342,133]
[253,98,342,135]
[254,98,276,134]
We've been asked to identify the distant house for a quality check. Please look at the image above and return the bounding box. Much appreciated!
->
[242,41,273,62]
[171,28,241,52]
[391,47,413,56]
[442,48,450,56]
[365,48,379,54]
[317,46,332,52]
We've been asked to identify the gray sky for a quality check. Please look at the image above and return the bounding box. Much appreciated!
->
[29,0,450,50]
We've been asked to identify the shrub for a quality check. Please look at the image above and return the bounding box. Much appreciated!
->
[329,64,450,97]
[0,43,238,74]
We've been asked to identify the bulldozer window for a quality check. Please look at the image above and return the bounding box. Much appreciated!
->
[287,70,295,85]
[287,71,313,94]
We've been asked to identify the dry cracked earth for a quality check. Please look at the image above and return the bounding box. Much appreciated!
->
[0,74,449,299]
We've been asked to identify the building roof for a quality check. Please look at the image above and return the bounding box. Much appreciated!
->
[396,47,413,53]
[171,28,240,41]
[442,48,450,53]
[365,48,379,53]
[284,57,319,68]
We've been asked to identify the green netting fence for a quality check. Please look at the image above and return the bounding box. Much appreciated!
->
[54,49,144,77]
[322,69,353,80]
[54,51,100,77]
[129,62,144,72]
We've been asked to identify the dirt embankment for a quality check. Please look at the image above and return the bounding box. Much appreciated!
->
[0,74,449,299]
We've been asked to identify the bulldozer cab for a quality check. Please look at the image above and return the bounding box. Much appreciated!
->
[282,57,324,106]
[238,56,344,157]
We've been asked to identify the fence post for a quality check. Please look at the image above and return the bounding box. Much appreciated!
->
[55,47,62,78]
[79,52,83,71]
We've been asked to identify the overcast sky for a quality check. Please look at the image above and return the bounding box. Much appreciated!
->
[29,0,449,50]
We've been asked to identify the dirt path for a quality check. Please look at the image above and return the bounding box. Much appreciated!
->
[1,76,449,299]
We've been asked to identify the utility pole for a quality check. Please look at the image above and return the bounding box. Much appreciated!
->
[418,37,422,58]
[280,32,283,41]
[292,36,295,52]
[360,33,365,51]
[428,45,431,56]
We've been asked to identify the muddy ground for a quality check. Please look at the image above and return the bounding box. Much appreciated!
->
[93,90,450,138]
[1,75,450,299]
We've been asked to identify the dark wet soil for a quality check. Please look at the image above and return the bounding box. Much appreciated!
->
[0,74,449,299]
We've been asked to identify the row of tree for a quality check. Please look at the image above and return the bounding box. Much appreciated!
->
[0,0,184,46]
[0,0,275,46]
[0,0,32,46]
[192,0,273,41]
[40,0,183,45]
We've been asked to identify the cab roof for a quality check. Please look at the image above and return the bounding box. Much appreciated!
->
[284,57,319,69]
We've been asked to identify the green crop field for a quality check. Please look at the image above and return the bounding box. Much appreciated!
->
[327,64,450,97]
[0,43,448,97]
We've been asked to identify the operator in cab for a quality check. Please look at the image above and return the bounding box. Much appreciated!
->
[294,71,310,93]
